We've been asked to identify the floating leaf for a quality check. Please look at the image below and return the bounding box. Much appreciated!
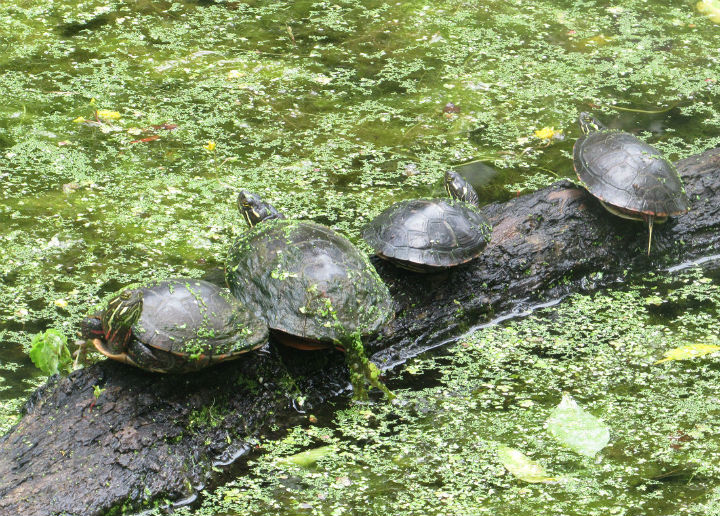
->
[96,109,121,120]
[29,329,72,376]
[279,445,336,467]
[130,135,161,144]
[497,446,556,483]
[533,126,562,140]
[655,344,720,364]
[546,394,610,457]
[698,0,720,23]
[151,123,178,131]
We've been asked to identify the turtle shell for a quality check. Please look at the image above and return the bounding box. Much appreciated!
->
[100,278,268,372]
[573,130,689,217]
[362,198,491,271]
[226,219,393,344]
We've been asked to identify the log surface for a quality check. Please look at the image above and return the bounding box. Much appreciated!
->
[2,148,720,516]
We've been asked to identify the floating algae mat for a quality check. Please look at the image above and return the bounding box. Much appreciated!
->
[168,268,720,516]
[4,0,720,510]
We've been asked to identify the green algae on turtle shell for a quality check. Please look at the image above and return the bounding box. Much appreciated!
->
[226,218,394,399]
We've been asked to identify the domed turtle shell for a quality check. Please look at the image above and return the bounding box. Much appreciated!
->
[134,279,267,355]
[226,219,393,345]
[363,198,491,271]
[91,278,268,373]
[573,126,689,218]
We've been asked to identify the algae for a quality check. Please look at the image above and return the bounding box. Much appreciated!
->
[3,0,720,511]
[170,268,720,516]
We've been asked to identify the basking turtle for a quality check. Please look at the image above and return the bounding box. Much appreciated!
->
[362,170,492,272]
[573,112,689,255]
[226,191,395,399]
[80,278,268,373]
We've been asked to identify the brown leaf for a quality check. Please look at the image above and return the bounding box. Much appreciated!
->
[130,135,161,144]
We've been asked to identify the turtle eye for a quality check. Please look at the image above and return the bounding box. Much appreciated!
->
[120,290,132,300]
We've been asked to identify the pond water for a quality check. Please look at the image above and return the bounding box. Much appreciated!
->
[171,267,720,516]
[2,0,720,512]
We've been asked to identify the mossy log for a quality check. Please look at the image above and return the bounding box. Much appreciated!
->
[2,148,720,516]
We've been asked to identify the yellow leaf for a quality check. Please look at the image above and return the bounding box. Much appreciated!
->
[204,141,216,151]
[655,344,720,364]
[97,110,121,120]
[54,299,68,308]
[534,126,561,140]
[73,116,86,123]
[698,0,720,23]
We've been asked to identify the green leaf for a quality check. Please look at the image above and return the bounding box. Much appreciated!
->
[497,446,556,483]
[655,344,720,364]
[93,385,106,399]
[28,329,72,376]
[546,394,610,457]
[279,445,336,467]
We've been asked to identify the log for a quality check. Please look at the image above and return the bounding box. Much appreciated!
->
[2,147,720,516]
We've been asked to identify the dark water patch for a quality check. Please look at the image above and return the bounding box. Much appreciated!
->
[58,14,114,38]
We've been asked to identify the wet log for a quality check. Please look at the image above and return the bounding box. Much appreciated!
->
[2,148,720,516]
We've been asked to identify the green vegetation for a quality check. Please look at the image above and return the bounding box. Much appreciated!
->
[168,269,720,515]
[28,329,72,376]
[188,403,227,431]
[1,0,719,372]
[3,0,720,512]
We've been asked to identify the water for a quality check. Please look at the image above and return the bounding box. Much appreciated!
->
[3,0,720,511]
[172,268,720,516]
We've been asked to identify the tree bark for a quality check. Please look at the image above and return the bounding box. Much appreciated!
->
[2,148,720,516]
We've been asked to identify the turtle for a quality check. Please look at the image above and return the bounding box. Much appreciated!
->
[79,278,268,373]
[226,191,395,399]
[362,170,492,272]
[573,112,690,255]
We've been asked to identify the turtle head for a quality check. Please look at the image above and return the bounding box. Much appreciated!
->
[101,289,143,354]
[79,315,104,341]
[237,191,286,228]
[444,170,480,207]
[578,112,607,135]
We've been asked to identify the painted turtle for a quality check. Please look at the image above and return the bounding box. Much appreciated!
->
[362,170,492,272]
[573,112,689,255]
[226,192,395,399]
[80,278,268,373]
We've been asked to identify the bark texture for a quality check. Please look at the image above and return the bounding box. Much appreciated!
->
[2,148,720,516]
